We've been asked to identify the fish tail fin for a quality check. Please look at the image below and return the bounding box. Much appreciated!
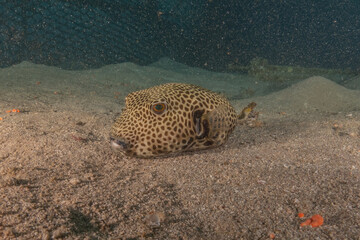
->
[237,102,258,122]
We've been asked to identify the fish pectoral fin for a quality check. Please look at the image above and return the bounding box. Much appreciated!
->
[194,104,233,140]
[194,117,202,136]
[193,109,209,139]
[205,104,232,138]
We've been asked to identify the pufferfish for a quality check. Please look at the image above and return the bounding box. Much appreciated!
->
[110,83,256,158]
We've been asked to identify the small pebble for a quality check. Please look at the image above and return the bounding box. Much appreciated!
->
[145,212,165,227]
[349,132,357,137]
[41,229,50,240]
[69,178,81,185]
[3,227,16,238]
[52,226,68,239]
[84,172,95,181]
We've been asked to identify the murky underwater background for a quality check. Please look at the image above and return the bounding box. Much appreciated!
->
[1,0,359,97]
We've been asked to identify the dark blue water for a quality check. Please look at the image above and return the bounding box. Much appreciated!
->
[0,0,359,72]
[159,0,360,71]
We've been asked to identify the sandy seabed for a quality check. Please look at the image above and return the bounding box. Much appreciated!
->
[0,59,360,239]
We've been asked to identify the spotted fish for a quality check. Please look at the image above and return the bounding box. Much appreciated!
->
[110,83,256,158]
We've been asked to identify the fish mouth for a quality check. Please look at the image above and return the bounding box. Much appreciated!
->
[110,137,128,152]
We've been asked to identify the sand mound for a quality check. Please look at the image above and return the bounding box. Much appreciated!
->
[238,76,360,114]
[344,75,360,90]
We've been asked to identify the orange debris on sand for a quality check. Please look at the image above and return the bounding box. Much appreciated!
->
[0,117,2,121]
[6,109,20,113]
[300,219,312,227]
[298,212,305,218]
[269,232,275,239]
[309,215,324,227]
[300,214,324,228]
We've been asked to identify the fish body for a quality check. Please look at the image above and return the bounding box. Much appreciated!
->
[110,83,238,157]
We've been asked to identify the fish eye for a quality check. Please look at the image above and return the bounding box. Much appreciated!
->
[151,102,167,115]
